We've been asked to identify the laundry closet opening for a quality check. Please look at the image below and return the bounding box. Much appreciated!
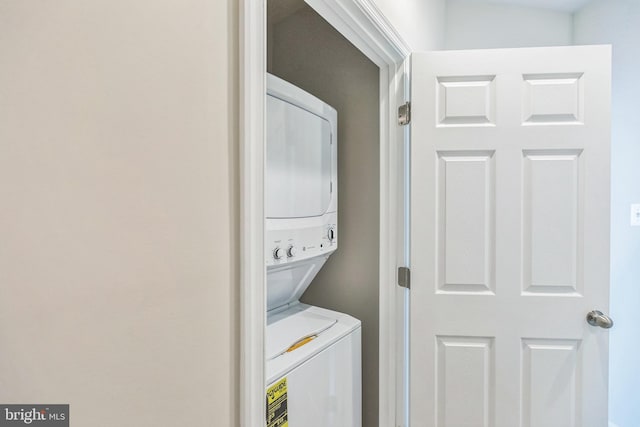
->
[267,1,381,425]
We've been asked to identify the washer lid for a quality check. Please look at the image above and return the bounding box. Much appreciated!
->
[266,309,337,361]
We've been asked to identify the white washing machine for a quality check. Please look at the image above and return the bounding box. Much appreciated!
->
[265,73,362,427]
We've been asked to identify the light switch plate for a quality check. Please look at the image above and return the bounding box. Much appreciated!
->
[631,204,640,226]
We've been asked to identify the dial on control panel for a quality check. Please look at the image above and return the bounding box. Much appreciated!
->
[287,245,297,258]
[273,247,284,260]
[327,227,335,242]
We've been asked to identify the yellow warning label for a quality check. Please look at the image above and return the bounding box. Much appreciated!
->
[266,377,288,427]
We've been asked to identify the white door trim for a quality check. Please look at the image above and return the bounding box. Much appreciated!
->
[239,0,266,426]
[239,0,410,425]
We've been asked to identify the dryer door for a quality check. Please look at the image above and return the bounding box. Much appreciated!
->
[266,95,332,219]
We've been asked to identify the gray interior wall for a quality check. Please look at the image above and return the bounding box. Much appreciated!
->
[269,5,380,426]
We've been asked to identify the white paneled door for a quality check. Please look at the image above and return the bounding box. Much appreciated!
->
[409,46,611,427]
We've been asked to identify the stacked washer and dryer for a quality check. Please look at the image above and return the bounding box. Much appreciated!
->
[265,73,362,427]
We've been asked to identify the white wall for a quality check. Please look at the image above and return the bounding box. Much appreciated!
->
[373,0,446,50]
[0,1,238,425]
[574,2,640,426]
[445,0,573,49]
[442,1,637,425]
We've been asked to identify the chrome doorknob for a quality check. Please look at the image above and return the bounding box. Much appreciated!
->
[586,310,614,329]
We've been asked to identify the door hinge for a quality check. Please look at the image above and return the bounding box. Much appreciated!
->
[398,266,411,289]
[398,102,411,126]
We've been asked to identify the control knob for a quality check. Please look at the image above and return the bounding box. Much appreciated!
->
[273,247,284,260]
[287,245,297,258]
[327,227,335,242]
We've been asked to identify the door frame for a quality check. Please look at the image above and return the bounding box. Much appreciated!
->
[239,0,410,425]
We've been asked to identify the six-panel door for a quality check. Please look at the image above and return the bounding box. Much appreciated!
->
[409,46,611,427]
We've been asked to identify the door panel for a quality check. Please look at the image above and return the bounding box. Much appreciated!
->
[409,46,611,427]
[437,151,495,294]
[436,336,495,427]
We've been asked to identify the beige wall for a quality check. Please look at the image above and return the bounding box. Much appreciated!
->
[269,6,380,426]
[0,1,238,426]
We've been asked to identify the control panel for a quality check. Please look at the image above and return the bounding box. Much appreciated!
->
[266,212,337,267]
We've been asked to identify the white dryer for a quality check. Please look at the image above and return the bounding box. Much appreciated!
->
[265,73,362,427]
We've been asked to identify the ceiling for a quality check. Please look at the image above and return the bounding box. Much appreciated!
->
[457,0,593,13]
[266,0,594,27]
